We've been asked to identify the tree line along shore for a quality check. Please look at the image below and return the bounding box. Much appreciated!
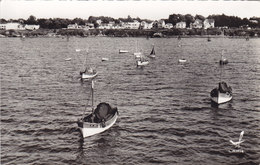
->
[0,28,259,38]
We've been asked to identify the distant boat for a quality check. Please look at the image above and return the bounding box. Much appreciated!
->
[101,58,109,61]
[77,80,118,138]
[119,49,129,53]
[65,58,72,61]
[148,45,156,58]
[178,43,186,63]
[80,67,98,79]
[76,49,81,52]
[133,40,142,58]
[219,50,228,65]
[207,36,211,42]
[137,54,149,66]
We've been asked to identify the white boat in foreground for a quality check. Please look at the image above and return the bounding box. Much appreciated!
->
[210,81,232,104]
[77,81,118,138]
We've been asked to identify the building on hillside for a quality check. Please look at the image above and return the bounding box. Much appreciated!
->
[140,21,153,29]
[203,19,215,29]
[123,20,140,29]
[85,23,95,30]
[67,23,79,29]
[158,20,166,28]
[175,21,186,29]
[0,23,25,30]
[25,24,40,30]
[190,19,203,29]
[164,23,173,29]
[96,19,102,25]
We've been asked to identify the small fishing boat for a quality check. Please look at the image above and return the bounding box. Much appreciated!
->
[210,81,232,104]
[80,67,98,79]
[119,49,129,53]
[219,50,228,65]
[77,80,118,138]
[148,45,156,58]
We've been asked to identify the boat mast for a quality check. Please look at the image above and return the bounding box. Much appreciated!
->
[91,80,94,113]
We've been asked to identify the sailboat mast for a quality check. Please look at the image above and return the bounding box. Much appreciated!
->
[91,80,94,113]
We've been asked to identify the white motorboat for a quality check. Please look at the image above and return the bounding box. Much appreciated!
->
[210,81,232,104]
[77,81,118,138]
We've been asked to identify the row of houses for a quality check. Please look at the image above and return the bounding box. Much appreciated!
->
[0,18,214,31]
[0,22,40,30]
[68,19,215,30]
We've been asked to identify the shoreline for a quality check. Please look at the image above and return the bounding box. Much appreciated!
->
[0,28,259,38]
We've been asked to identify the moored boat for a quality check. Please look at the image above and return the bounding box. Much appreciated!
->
[77,81,118,138]
[80,67,98,79]
[148,45,156,58]
[119,49,129,53]
[219,50,228,65]
[210,81,232,104]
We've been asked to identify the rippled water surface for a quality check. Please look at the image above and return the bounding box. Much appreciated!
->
[1,37,260,164]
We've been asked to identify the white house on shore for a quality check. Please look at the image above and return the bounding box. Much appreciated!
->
[25,25,40,30]
[176,21,186,29]
[0,23,25,30]
[67,23,79,29]
[164,23,173,29]
[190,19,203,29]
[203,19,215,29]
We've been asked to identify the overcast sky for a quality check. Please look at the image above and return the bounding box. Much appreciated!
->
[0,0,259,20]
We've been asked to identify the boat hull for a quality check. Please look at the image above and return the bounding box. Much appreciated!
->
[101,58,109,61]
[81,72,98,79]
[79,112,118,138]
[137,60,149,66]
[178,59,187,63]
[211,91,232,104]
[119,50,128,53]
